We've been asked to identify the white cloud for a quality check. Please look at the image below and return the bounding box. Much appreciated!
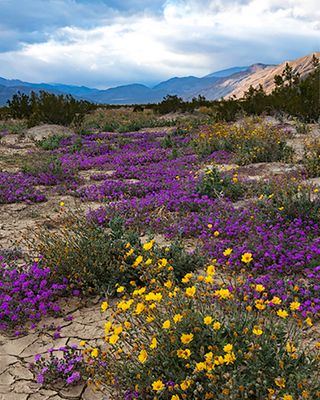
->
[0,0,319,87]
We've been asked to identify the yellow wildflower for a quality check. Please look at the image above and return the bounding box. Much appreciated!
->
[173,314,183,323]
[163,320,171,329]
[204,316,213,325]
[252,326,263,336]
[277,309,289,319]
[185,286,196,297]
[223,248,233,256]
[275,377,286,389]
[91,348,98,358]
[213,321,221,330]
[101,301,108,312]
[152,379,165,391]
[143,240,154,251]
[150,337,157,349]
[181,333,194,344]
[138,349,148,364]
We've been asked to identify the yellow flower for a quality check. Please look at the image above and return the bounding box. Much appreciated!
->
[163,320,171,329]
[109,334,119,345]
[101,301,108,312]
[177,348,191,359]
[224,352,236,364]
[181,333,194,344]
[252,326,263,336]
[145,258,152,265]
[213,321,221,330]
[133,255,143,267]
[270,296,282,305]
[145,292,162,302]
[206,265,215,275]
[214,230,220,237]
[223,248,233,256]
[283,395,293,400]
[223,343,233,353]
[152,379,165,391]
[113,325,123,335]
[195,361,206,372]
[117,299,134,311]
[255,284,265,292]
[143,240,154,251]
[79,340,86,347]
[182,273,193,283]
[305,317,313,327]
[91,348,98,358]
[59,201,65,207]
[124,321,131,329]
[171,396,180,400]
[241,252,253,263]
[158,258,168,267]
[116,286,125,293]
[286,342,296,353]
[205,275,214,284]
[204,316,213,325]
[214,288,231,299]
[185,286,196,297]
[207,223,213,229]
[277,309,289,319]
[150,337,157,349]
[275,377,286,389]
[135,302,145,315]
[173,314,183,323]
[104,321,112,335]
[164,280,173,289]
[138,349,148,363]
[289,301,301,311]
[180,380,192,391]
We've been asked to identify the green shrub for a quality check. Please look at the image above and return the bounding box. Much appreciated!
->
[27,213,201,295]
[197,167,244,201]
[37,134,66,150]
[256,178,320,224]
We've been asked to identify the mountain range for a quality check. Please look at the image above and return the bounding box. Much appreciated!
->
[0,52,318,106]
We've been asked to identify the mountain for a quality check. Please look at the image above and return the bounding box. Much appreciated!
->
[225,53,320,99]
[0,52,318,105]
[204,66,249,79]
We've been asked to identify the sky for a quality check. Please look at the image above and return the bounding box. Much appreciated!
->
[0,0,319,88]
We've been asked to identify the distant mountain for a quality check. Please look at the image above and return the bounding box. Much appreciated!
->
[0,52,318,105]
[204,66,249,79]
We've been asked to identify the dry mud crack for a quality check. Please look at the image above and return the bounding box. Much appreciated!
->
[0,300,106,400]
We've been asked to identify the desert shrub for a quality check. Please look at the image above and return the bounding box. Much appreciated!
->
[37,134,66,150]
[196,167,244,201]
[0,119,28,134]
[80,107,173,133]
[85,267,320,399]
[194,118,293,164]
[303,138,320,178]
[28,213,200,295]
[256,178,320,224]
[7,90,95,126]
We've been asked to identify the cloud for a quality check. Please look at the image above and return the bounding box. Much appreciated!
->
[0,0,319,87]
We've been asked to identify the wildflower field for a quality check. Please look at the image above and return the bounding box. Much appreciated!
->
[0,115,320,399]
